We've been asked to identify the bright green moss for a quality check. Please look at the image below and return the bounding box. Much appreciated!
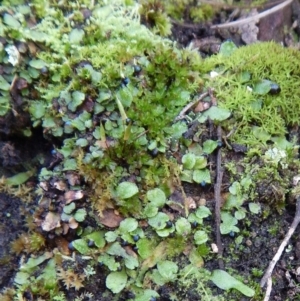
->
[202,42,300,146]
[163,0,216,22]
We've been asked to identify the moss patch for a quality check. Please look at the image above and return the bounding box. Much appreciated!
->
[202,41,300,146]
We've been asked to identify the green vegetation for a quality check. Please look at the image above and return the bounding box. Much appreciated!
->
[203,40,300,146]
[139,0,215,32]
[0,1,300,301]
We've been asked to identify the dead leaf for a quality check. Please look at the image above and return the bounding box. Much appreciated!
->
[39,181,48,191]
[53,180,67,191]
[95,138,116,149]
[68,217,79,229]
[97,209,124,228]
[194,101,211,113]
[55,237,70,255]
[64,190,84,204]
[198,198,206,206]
[183,243,193,256]
[168,190,185,213]
[124,246,138,257]
[139,220,148,228]
[186,196,196,209]
[65,172,81,186]
[62,223,69,235]
[141,241,168,270]
[27,42,37,55]
[42,212,61,231]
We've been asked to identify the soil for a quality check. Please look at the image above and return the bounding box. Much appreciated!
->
[1,1,300,300]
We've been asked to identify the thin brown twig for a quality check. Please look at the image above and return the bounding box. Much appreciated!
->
[215,125,224,269]
[260,198,300,288]
[211,0,294,29]
[174,91,210,122]
[199,0,284,10]
[170,0,285,29]
[208,87,217,106]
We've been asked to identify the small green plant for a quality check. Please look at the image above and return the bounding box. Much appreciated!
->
[180,152,211,185]
[139,0,172,36]
[61,202,87,227]
[267,222,280,236]
[251,267,264,278]
[13,254,60,298]
[210,269,255,297]
[164,0,216,22]
[220,177,253,235]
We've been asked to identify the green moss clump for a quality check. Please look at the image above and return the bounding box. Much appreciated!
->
[139,0,172,36]
[202,42,300,146]
[165,235,186,257]
[189,3,214,22]
[163,0,216,22]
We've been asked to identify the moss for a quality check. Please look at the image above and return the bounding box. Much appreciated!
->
[163,0,216,22]
[164,236,186,257]
[189,4,214,22]
[202,42,300,146]
[2,1,300,300]
[139,0,172,36]
[0,288,15,301]
[10,231,45,255]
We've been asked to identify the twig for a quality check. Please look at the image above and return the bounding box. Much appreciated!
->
[198,0,284,10]
[260,198,300,288]
[174,91,209,122]
[211,0,294,29]
[208,87,217,106]
[215,125,224,269]
[263,278,272,301]
[222,127,237,150]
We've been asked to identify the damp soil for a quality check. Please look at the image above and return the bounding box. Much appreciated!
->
[2,1,300,301]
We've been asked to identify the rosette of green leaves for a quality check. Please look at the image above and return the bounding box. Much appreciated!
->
[148,212,173,237]
[61,202,87,224]
[220,177,252,234]
[144,188,175,237]
[188,206,211,224]
[181,151,213,184]
[150,260,178,285]
[113,217,144,245]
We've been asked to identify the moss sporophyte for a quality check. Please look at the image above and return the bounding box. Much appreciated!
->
[0,0,300,300]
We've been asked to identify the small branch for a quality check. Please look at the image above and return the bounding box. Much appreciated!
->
[174,91,209,122]
[211,0,294,29]
[263,278,272,301]
[215,125,224,269]
[208,87,217,106]
[260,198,300,288]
